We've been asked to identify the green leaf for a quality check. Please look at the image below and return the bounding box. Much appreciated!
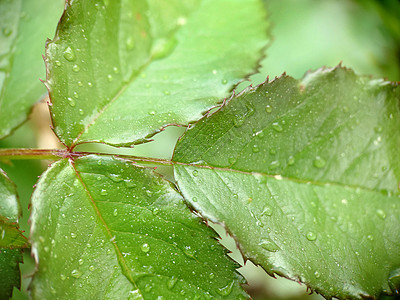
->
[254,0,400,81]
[46,0,269,148]
[0,168,25,299]
[30,155,247,299]
[173,66,400,299]
[0,0,64,139]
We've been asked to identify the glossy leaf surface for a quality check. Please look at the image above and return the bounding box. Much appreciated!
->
[30,155,247,299]
[0,0,64,139]
[0,169,24,299]
[174,67,400,299]
[46,0,269,147]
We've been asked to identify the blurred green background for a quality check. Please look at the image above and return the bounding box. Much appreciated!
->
[1,0,399,299]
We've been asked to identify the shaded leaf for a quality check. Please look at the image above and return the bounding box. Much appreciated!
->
[0,169,24,299]
[173,66,400,299]
[0,0,64,139]
[46,0,269,147]
[30,155,247,299]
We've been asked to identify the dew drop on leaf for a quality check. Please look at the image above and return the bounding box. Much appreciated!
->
[258,239,280,252]
[252,145,260,153]
[78,259,83,265]
[67,97,76,107]
[60,274,66,281]
[287,156,295,165]
[216,280,234,296]
[269,160,280,170]
[89,265,95,271]
[306,231,317,241]
[72,64,80,72]
[272,122,283,132]
[141,243,150,253]
[126,36,135,50]
[192,170,198,177]
[63,46,76,62]
[376,209,386,220]
[261,206,273,216]
[265,105,272,113]
[113,209,118,216]
[167,276,178,290]
[107,74,113,82]
[2,28,12,37]
[221,79,228,85]
[71,269,82,278]
[100,189,108,196]
[313,156,326,168]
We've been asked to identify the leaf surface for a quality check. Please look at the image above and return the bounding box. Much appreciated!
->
[30,155,247,299]
[0,169,25,299]
[46,0,269,147]
[0,0,64,139]
[173,66,400,299]
[257,0,400,81]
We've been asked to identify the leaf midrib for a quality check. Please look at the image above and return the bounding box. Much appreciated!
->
[69,158,141,296]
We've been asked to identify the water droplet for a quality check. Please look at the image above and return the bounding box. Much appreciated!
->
[141,243,150,253]
[78,259,84,265]
[100,189,108,196]
[261,206,273,216]
[60,274,66,280]
[107,74,113,82]
[272,122,283,132]
[192,197,198,202]
[265,105,272,113]
[108,174,123,182]
[67,97,76,107]
[287,156,295,165]
[259,239,280,252]
[144,284,153,292]
[113,209,118,216]
[233,117,245,128]
[88,82,93,87]
[269,160,280,169]
[73,91,79,98]
[2,28,12,37]
[376,209,386,220]
[63,46,76,62]
[217,280,234,296]
[124,179,136,188]
[55,60,61,67]
[126,36,135,50]
[113,67,119,74]
[221,79,228,85]
[306,231,317,241]
[167,276,178,289]
[183,246,195,257]
[367,235,374,241]
[314,271,320,278]
[209,272,215,279]
[89,265,95,271]
[152,37,178,60]
[313,156,326,168]
[72,64,80,72]
[70,232,77,239]
[71,269,82,278]
[79,109,84,115]
[228,157,237,165]
[192,170,198,177]
[252,145,260,153]
[164,90,170,95]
